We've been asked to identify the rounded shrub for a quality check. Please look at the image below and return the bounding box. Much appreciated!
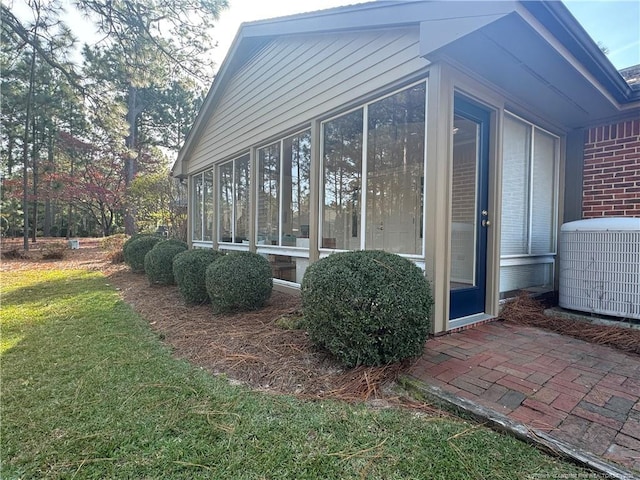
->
[144,240,188,285]
[155,238,188,249]
[173,249,225,304]
[122,233,154,256]
[123,235,162,273]
[301,250,433,367]
[205,251,272,313]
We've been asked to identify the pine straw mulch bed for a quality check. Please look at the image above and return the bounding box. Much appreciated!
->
[3,243,638,406]
[1,244,433,411]
[499,294,640,356]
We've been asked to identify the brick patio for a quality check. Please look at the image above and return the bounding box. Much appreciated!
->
[408,320,640,473]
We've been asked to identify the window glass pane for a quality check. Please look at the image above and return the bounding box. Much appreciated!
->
[366,84,425,255]
[501,115,531,255]
[203,170,214,241]
[257,143,280,245]
[267,255,297,282]
[322,109,363,249]
[219,162,233,242]
[234,155,250,243]
[282,131,311,246]
[450,116,479,288]
[192,174,203,241]
[531,130,556,254]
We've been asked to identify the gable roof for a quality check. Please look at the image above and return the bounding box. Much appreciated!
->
[172,0,639,177]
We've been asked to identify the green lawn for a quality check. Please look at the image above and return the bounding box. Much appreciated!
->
[1,269,590,479]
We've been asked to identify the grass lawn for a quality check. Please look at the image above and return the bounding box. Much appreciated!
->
[1,269,591,479]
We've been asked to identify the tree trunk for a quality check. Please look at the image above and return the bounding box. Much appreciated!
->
[43,129,54,236]
[31,119,38,243]
[22,41,37,251]
[124,84,138,235]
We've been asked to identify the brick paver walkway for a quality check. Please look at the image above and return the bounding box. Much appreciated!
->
[408,321,640,473]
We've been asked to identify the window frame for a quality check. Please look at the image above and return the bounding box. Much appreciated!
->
[499,111,561,295]
[217,153,250,246]
[319,79,428,258]
[191,168,213,245]
[255,128,312,250]
[500,112,560,259]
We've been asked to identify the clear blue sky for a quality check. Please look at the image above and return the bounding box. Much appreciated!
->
[564,0,640,70]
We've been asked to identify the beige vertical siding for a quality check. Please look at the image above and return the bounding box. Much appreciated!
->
[187,27,427,173]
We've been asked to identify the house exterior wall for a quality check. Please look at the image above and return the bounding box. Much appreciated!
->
[187,27,428,174]
[583,119,640,218]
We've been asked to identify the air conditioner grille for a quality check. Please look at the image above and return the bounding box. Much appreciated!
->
[559,218,640,320]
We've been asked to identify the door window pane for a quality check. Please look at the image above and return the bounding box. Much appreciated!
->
[219,162,233,242]
[257,143,280,245]
[322,109,363,249]
[450,116,479,288]
[366,83,425,255]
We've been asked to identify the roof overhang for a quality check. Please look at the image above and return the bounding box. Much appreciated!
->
[419,2,639,129]
[172,0,639,176]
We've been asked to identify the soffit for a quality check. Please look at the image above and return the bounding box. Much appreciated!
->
[427,13,631,129]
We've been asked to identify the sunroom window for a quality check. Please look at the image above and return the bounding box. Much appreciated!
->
[321,82,426,255]
[191,169,213,242]
[500,113,559,296]
[256,130,311,283]
[218,154,250,244]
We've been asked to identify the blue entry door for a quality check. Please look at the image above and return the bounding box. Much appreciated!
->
[449,96,490,320]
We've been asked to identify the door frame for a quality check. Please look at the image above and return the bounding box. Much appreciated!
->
[449,95,491,321]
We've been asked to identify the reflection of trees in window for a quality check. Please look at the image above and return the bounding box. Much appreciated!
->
[283,131,311,241]
[366,84,425,254]
[322,109,363,249]
[218,162,233,242]
[234,156,250,243]
[218,154,249,243]
[203,170,214,241]
[192,173,203,241]
[258,143,280,244]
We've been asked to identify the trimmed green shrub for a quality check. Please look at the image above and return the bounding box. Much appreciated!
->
[123,236,162,273]
[173,249,225,304]
[144,240,188,285]
[301,250,433,367]
[122,233,153,255]
[205,252,272,313]
[155,238,188,249]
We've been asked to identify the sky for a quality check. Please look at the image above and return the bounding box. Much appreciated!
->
[207,0,639,71]
[33,0,637,72]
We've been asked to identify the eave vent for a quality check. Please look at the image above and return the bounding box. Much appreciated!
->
[559,217,640,320]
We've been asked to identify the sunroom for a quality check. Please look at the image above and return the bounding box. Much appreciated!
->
[176,1,633,334]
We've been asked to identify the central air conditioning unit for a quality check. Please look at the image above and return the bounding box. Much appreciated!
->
[559,217,640,320]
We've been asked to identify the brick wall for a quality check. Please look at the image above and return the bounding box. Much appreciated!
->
[583,119,640,218]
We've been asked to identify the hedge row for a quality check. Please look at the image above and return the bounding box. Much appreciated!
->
[122,240,433,368]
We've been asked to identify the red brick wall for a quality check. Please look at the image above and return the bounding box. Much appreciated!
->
[583,119,640,218]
